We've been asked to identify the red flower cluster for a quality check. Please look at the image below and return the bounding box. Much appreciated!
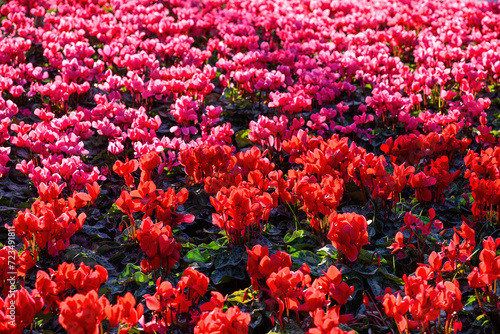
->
[0,288,43,334]
[465,147,500,223]
[144,267,210,332]
[59,290,143,334]
[194,306,251,334]
[11,181,92,256]
[179,144,235,185]
[113,154,192,239]
[247,245,354,332]
[59,291,109,334]
[3,0,500,332]
[136,217,182,273]
[211,185,274,244]
[327,212,369,262]
[383,272,462,334]
[0,247,35,297]
[247,245,292,292]
[35,262,108,312]
[468,236,500,291]
[383,222,475,333]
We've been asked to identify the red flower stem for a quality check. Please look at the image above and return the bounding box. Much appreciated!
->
[475,288,486,315]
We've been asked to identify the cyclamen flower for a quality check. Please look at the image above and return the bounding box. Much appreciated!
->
[200,105,222,135]
[408,172,437,202]
[266,266,312,327]
[98,44,119,63]
[113,159,139,187]
[246,245,292,291]
[268,92,312,114]
[59,290,109,334]
[158,151,179,174]
[194,306,251,334]
[35,262,107,311]
[389,232,414,259]
[248,115,288,151]
[144,267,209,329]
[207,123,234,145]
[200,291,226,312]
[327,212,369,262]
[253,70,285,91]
[68,262,108,294]
[0,248,35,297]
[136,217,182,273]
[312,265,354,306]
[307,112,329,136]
[12,194,87,256]
[169,96,199,139]
[105,292,144,331]
[307,307,355,334]
[211,185,274,244]
[0,288,44,334]
[382,292,412,333]
[108,139,125,155]
[0,147,10,178]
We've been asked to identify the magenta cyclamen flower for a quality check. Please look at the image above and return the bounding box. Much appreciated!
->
[0,147,10,178]
[201,105,222,136]
[249,115,288,151]
[169,96,199,140]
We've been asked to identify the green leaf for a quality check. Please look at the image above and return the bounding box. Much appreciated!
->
[235,129,252,148]
[0,206,16,212]
[214,245,246,268]
[126,328,142,334]
[367,275,385,298]
[185,248,211,263]
[64,246,118,278]
[344,274,364,302]
[104,278,126,295]
[133,271,149,285]
[282,324,305,334]
[287,243,316,252]
[352,262,378,276]
[249,311,263,329]
[134,281,156,300]
[317,244,337,258]
[96,242,120,255]
[226,288,251,304]
[264,223,282,236]
[472,314,489,327]
[366,272,401,298]
[284,230,306,243]
[81,227,110,239]
[377,268,404,285]
[211,266,246,284]
[357,248,387,265]
[118,263,142,281]
[290,250,323,276]
[198,240,225,252]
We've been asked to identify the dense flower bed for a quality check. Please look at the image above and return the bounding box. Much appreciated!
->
[1,0,500,333]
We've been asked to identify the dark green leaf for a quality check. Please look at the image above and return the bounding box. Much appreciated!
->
[211,266,246,284]
[290,250,323,276]
[64,245,118,278]
[118,263,142,281]
[214,245,246,268]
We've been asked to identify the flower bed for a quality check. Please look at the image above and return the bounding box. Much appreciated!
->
[1,0,500,333]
